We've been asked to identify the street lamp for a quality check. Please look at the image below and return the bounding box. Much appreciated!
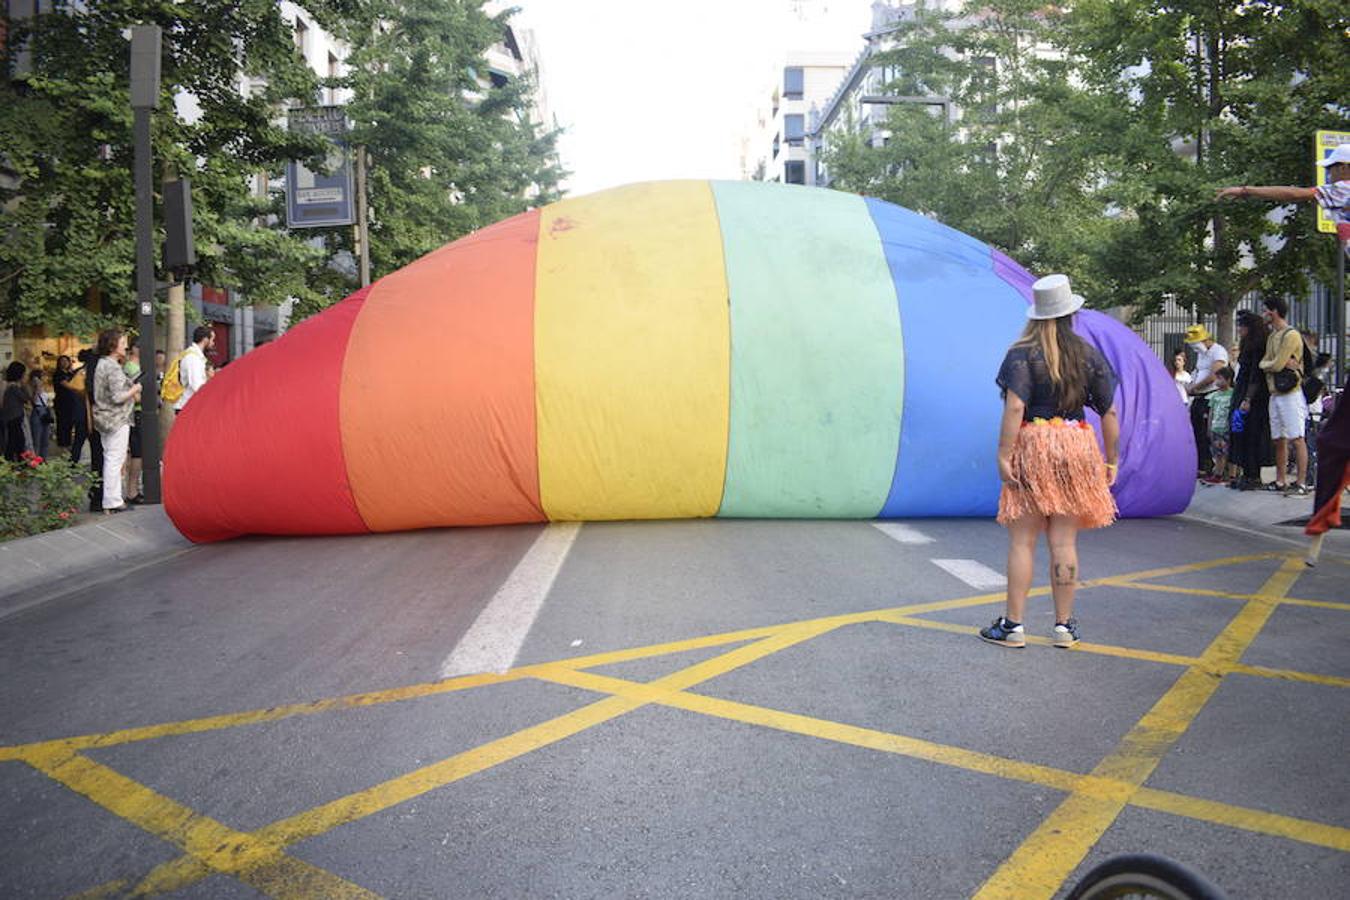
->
[130,25,162,503]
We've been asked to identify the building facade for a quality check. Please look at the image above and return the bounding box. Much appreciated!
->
[746,52,854,185]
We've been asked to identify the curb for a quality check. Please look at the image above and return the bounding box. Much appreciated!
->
[0,505,194,622]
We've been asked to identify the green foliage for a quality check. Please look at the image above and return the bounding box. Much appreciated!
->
[0,1,337,332]
[0,0,564,331]
[0,452,90,540]
[821,0,1350,332]
[1066,0,1350,326]
[334,0,566,277]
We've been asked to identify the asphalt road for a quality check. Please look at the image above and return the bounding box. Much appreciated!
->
[1,516,1347,899]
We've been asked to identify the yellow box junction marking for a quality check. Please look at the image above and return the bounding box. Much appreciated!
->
[973,556,1317,899]
[0,551,1343,899]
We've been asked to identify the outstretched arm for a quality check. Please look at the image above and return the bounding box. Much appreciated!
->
[1215,185,1318,203]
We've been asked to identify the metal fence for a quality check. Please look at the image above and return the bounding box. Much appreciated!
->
[1133,283,1343,367]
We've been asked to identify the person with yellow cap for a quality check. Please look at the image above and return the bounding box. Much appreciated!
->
[1184,323,1229,477]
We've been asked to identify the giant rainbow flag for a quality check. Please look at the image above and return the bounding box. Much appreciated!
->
[164,181,1193,542]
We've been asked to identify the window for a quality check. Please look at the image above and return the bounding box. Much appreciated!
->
[783,67,804,100]
[327,53,340,105]
[784,114,805,143]
[293,17,309,56]
[784,161,806,185]
[489,70,509,89]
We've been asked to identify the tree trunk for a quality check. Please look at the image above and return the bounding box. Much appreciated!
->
[1214,296,1234,350]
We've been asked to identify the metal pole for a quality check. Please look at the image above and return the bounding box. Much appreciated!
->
[356,146,371,288]
[1336,232,1346,390]
[131,26,162,503]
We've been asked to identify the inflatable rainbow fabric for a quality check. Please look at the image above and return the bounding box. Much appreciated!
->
[164,180,1194,542]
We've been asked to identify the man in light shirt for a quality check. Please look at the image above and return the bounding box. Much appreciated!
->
[1185,324,1228,477]
[175,325,215,412]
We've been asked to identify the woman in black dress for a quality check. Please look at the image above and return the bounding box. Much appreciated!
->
[52,354,83,450]
[1229,310,1273,490]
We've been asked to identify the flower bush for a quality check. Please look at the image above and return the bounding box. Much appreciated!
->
[0,452,92,540]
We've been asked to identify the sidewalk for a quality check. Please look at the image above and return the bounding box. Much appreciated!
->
[0,504,193,621]
[1178,476,1349,559]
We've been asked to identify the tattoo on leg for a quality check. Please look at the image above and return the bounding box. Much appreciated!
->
[1053,563,1078,586]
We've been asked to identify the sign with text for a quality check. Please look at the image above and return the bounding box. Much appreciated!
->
[286,107,355,229]
[1315,129,1350,234]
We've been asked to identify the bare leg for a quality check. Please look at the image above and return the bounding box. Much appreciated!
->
[1047,514,1080,623]
[1005,514,1044,622]
[1293,437,1308,486]
[1274,438,1288,487]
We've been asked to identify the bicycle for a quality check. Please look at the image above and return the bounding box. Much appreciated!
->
[1066,853,1227,900]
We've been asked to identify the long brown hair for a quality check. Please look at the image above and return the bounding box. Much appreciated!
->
[1014,315,1089,410]
[1237,314,1268,359]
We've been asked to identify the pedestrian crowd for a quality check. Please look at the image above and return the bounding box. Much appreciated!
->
[1,324,216,515]
[1178,297,1337,498]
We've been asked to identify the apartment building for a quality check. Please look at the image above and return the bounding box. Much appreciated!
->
[809,2,963,189]
[746,52,854,185]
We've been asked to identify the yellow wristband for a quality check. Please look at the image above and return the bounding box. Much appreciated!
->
[1105,463,1119,470]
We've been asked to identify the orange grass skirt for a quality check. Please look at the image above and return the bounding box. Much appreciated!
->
[997,418,1117,529]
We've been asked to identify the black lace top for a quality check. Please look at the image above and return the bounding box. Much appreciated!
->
[996,343,1118,421]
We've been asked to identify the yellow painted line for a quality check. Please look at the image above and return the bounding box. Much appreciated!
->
[1087,552,1284,585]
[23,748,379,900]
[535,666,1350,858]
[0,670,523,762]
[257,621,839,849]
[255,693,644,849]
[1280,597,1350,612]
[879,613,1201,669]
[11,549,1321,899]
[1104,579,1350,612]
[1134,787,1350,853]
[880,613,1348,689]
[1097,580,1254,601]
[1226,662,1350,689]
[973,556,1307,899]
[4,553,1276,765]
[132,623,842,896]
[64,879,127,900]
[531,664,1086,793]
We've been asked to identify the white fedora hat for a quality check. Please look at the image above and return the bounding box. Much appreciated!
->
[1028,273,1085,320]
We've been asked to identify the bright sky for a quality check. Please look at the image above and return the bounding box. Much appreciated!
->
[515,1,873,195]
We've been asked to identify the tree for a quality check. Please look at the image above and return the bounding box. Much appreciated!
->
[820,1,1112,297]
[0,0,566,333]
[334,0,566,278]
[0,1,339,334]
[1066,0,1350,343]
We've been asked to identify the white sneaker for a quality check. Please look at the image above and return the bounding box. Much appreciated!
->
[1053,619,1080,648]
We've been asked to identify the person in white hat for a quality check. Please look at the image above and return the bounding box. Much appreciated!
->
[1215,142,1350,227]
[981,274,1120,650]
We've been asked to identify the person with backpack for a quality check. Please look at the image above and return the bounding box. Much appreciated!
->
[163,325,215,416]
[1257,297,1310,496]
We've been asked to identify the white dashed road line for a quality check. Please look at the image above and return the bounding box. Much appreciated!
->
[872,522,936,545]
[439,522,582,678]
[930,558,1006,590]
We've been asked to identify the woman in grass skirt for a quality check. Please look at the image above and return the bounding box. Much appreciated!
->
[980,274,1120,649]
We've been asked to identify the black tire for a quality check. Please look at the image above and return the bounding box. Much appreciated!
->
[1066,853,1227,900]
